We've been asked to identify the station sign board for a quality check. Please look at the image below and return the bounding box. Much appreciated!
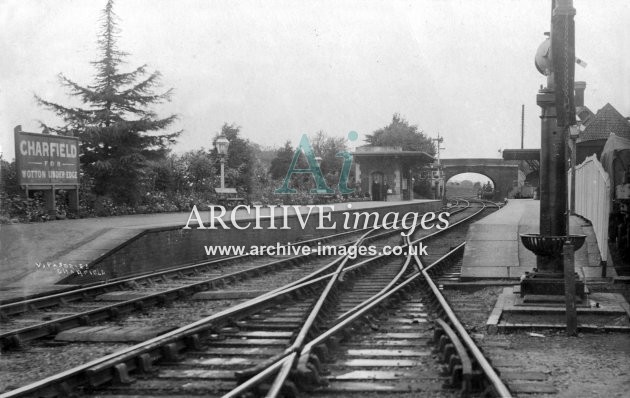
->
[14,128,80,187]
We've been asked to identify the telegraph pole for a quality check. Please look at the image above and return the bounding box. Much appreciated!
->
[432,133,446,200]
[433,133,444,165]
[521,104,525,149]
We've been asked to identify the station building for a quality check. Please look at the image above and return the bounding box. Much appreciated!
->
[352,145,434,201]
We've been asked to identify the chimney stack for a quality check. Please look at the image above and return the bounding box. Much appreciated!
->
[574,81,586,107]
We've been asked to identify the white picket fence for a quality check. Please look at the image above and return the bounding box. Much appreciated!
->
[569,154,610,261]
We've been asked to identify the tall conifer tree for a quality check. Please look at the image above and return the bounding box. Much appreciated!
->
[36,0,181,204]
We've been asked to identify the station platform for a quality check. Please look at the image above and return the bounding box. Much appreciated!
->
[461,199,616,281]
[0,199,440,300]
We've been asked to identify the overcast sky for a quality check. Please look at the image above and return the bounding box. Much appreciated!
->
[1,0,629,162]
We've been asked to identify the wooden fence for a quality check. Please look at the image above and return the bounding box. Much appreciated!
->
[569,154,609,261]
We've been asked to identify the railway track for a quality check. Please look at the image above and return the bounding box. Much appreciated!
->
[0,204,455,389]
[0,226,372,309]
[1,199,507,397]
[0,201,477,352]
[0,226,390,351]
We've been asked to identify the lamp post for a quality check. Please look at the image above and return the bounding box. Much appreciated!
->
[215,135,230,189]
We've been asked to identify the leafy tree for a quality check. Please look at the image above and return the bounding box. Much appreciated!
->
[310,131,348,178]
[35,0,181,205]
[180,149,215,193]
[0,159,20,197]
[269,141,296,180]
[212,123,257,194]
[365,114,435,154]
[268,131,349,193]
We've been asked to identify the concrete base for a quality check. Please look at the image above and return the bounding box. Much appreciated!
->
[487,287,630,332]
[519,274,586,300]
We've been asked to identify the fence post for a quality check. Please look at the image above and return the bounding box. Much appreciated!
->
[563,242,578,336]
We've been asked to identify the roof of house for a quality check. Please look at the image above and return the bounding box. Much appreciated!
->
[578,103,630,143]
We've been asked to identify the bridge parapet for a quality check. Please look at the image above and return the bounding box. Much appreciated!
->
[441,158,523,201]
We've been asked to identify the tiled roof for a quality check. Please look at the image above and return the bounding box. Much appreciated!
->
[577,103,630,143]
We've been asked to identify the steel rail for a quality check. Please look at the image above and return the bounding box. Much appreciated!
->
[261,240,356,394]
[1,203,491,396]
[222,228,382,398]
[299,258,421,358]
[0,251,333,350]
[232,215,508,398]
[0,224,376,313]
[222,204,484,397]
[0,266,335,398]
[0,223,388,398]
[333,245,413,322]
[221,356,288,398]
[408,199,483,245]
[411,239,512,398]
[0,221,399,349]
[335,200,485,320]
[220,201,498,397]
[1,206,428,317]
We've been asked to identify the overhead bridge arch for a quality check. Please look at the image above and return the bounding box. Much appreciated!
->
[441,158,522,201]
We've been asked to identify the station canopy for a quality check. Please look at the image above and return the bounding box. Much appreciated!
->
[352,146,434,166]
